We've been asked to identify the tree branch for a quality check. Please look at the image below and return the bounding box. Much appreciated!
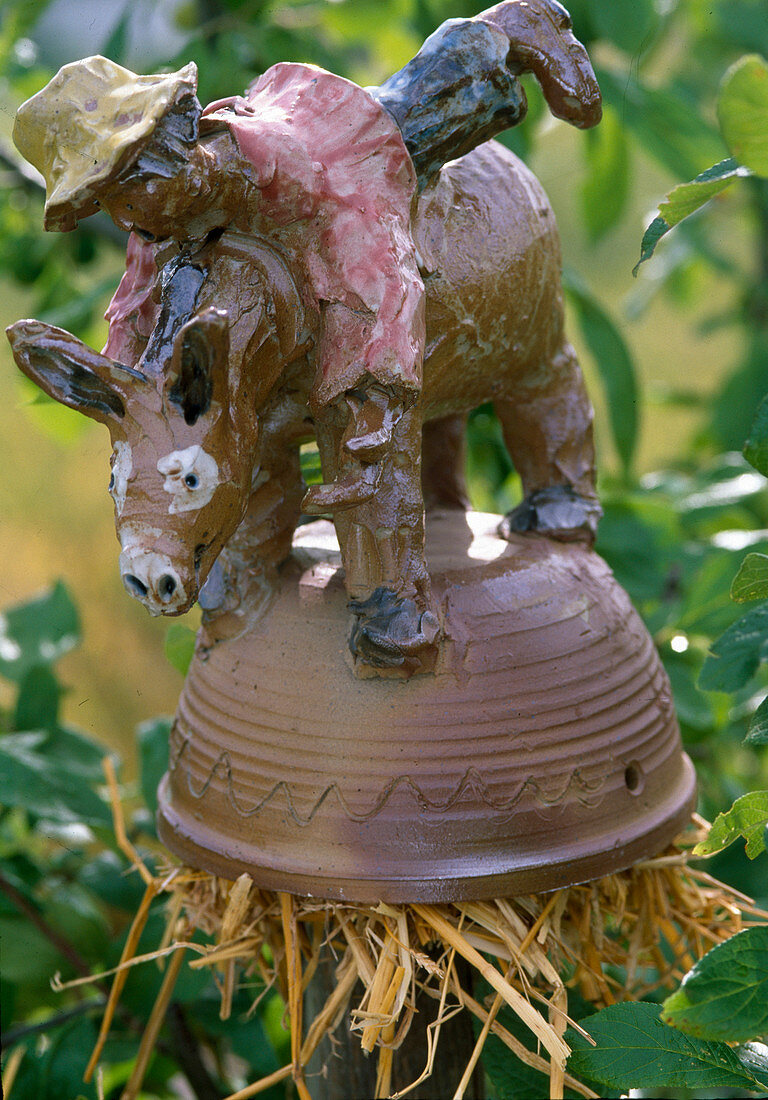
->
[167,1003,225,1100]
[0,869,93,983]
[1,999,104,1049]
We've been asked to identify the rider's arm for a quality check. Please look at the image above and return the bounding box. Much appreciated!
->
[102,233,161,364]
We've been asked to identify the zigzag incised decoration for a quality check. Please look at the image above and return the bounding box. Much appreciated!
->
[168,735,607,827]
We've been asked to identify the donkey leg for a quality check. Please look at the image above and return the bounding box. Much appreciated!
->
[201,417,305,621]
[313,398,439,671]
[421,413,470,512]
[495,341,602,542]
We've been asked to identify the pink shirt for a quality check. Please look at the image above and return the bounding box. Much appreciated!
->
[103,231,161,364]
[106,63,425,407]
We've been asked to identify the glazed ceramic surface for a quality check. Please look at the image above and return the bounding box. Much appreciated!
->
[7,1,603,670]
[9,4,696,902]
[158,512,696,902]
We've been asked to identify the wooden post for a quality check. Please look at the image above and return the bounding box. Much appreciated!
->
[305,948,485,1100]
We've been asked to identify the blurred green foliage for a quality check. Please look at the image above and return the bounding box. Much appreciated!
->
[2,0,768,1097]
[0,582,290,1099]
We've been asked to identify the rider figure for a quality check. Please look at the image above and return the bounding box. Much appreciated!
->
[14,54,424,479]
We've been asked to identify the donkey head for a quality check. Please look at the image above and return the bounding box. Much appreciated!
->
[7,308,255,616]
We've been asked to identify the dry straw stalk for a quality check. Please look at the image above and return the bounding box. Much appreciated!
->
[62,775,766,1099]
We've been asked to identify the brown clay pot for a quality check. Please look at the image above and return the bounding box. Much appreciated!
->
[157,511,696,903]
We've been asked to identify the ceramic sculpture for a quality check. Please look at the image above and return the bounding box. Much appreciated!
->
[7,0,695,902]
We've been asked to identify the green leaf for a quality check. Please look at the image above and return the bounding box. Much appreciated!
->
[663,653,714,732]
[675,548,747,639]
[40,1016,99,1100]
[0,582,80,684]
[113,911,210,1017]
[634,159,747,272]
[44,881,109,961]
[693,791,768,859]
[300,442,323,486]
[101,2,131,65]
[478,1000,619,1099]
[581,104,630,241]
[563,270,639,475]
[0,732,110,827]
[13,665,63,731]
[194,995,282,1078]
[634,215,671,274]
[598,67,727,183]
[741,1042,768,1089]
[466,404,517,513]
[0,2,51,67]
[659,158,748,225]
[731,553,768,601]
[698,605,768,692]
[672,456,766,517]
[745,389,768,475]
[137,717,172,818]
[587,0,657,55]
[746,695,768,744]
[481,1033,555,1099]
[0,914,63,983]
[713,331,768,451]
[662,927,768,1042]
[719,54,768,177]
[17,377,91,445]
[568,1001,768,1092]
[41,726,107,781]
[594,495,677,604]
[165,622,197,676]
[712,0,768,55]
[79,851,149,912]
[38,275,123,335]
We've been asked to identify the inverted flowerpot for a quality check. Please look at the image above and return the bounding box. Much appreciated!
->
[157,511,696,903]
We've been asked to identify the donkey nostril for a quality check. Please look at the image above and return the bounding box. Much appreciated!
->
[123,574,148,599]
[158,575,177,602]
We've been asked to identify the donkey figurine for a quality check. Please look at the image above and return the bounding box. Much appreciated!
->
[7,0,602,670]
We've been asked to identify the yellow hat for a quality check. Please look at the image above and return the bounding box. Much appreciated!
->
[13,55,198,232]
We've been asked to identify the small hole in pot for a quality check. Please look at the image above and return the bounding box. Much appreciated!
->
[624,763,642,793]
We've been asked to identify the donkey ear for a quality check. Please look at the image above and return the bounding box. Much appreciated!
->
[478,0,602,129]
[6,320,145,426]
[165,307,230,425]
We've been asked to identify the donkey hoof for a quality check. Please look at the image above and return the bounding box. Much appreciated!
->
[301,465,381,514]
[348,587,439,669]
[499,485,602,543]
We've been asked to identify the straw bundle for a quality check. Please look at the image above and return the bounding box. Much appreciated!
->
[66,776,767,1100]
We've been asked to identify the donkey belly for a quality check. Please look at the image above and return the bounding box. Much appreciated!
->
[416,140,565,419]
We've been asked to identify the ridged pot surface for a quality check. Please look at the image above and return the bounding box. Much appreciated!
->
[157,512,696,902]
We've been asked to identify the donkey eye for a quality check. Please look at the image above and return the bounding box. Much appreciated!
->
[184,473,199,489]
[109,473,115,490]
